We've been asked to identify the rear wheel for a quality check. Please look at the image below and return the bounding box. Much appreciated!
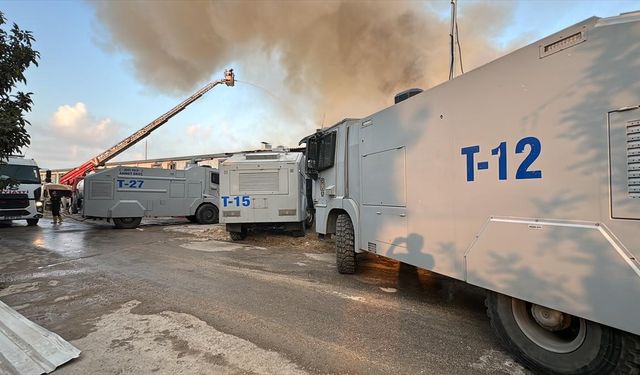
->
[487,292,640,374]
[229,231,246,241]
[290,222,305,238]
[336,213,356,274]
[304,209,314,229]
[26,219,39,226]
[113,217,142,229]
[291,229,305,238]
[195,204,218,224]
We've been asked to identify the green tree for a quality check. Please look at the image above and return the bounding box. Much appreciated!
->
[0,11,39,188]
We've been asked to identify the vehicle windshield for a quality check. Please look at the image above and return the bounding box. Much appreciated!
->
[0,164,41,184]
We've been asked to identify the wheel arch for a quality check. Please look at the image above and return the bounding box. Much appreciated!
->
[324,199,361,252]
[466,217,640,336]
[110,200,145,218]
[190,198,219,215]
[195,202,219,224]
[196,201,218,211]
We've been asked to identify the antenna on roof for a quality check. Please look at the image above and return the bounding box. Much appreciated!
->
[449,0,464,80]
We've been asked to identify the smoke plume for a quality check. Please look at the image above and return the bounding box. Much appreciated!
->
[93,1,512,125]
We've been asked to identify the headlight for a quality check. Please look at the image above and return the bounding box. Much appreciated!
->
[36,201,43,207]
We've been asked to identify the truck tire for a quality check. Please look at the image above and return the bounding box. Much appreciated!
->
[229,231,246,241]
[304,209,314,229]
[290,222,305,238]
[196,204,218,224]
[486,292,640,374]
[26,219,39,226]
[113,217,142,229]
[336,213,356,274]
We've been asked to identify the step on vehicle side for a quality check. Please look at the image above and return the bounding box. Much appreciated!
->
[83,165,220,229]
[219,151,311,240]
[304,13,640,374]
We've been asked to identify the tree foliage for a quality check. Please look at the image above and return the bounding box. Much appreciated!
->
[0,11,39,188]
[0,11,39,161]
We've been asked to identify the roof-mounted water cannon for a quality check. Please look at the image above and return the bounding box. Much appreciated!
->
[224,69,235,87]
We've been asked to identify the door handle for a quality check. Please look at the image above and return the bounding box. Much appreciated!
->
[400,213,406,217]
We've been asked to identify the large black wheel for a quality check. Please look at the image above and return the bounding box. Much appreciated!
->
[113,217,142,229]
[487,292,640,374]
[304,209,314,229]
[336,213,356,274]
[26,219,39,226]
[195,204,218,224]
[229,230,246,241]
[291,229,305,238]
[290,222,305,238]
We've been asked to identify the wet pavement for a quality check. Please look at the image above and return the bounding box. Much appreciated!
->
[0,216,528,374]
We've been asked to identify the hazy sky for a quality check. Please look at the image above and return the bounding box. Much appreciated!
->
[2,0,638,169]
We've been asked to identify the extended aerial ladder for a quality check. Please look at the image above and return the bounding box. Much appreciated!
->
[59,69,235,187]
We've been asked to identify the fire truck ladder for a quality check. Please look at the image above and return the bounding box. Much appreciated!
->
[60,69,235,186]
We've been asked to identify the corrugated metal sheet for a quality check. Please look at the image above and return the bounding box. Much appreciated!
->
[0,300,80,375]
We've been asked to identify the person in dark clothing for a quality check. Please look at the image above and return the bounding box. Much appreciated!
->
[50,190,63,224]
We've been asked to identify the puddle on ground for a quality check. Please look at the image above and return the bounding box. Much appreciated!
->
[163,225,217,236]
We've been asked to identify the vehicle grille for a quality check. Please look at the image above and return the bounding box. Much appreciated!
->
[90,181,113,199]
[627,119,640,198]
[239,172,279,192]
[368,242,377,253]
[0,194,29,209]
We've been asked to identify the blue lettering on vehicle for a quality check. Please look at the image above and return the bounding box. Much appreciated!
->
[461,137,542,182]
[117,179,145,188]
[221,195,251,207]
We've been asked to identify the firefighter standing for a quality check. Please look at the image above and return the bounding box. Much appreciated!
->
[50,191,63,224]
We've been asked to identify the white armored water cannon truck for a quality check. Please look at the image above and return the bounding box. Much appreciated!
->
[82,164,220,229]
[219,150,311,240]
[304,13,640,374]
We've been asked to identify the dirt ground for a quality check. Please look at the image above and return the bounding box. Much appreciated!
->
[0,217,527,375]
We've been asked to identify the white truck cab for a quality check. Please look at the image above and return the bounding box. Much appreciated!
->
[0,156,43,226]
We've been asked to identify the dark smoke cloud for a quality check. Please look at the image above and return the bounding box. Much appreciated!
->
[92,1,512,124]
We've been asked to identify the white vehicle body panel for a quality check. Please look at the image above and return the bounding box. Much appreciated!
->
[82,165,219,219]
[220,152,307,224]
[308,15,640,336]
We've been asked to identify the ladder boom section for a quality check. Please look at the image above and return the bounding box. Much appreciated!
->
[59,69,235,186]
[59,161,95,186]
[91,80,222,166]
